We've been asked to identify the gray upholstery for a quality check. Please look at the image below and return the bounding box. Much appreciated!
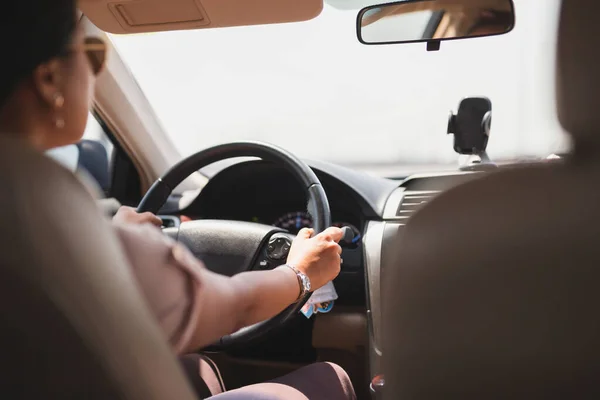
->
[384,0,600,397]
[0,135,197,399]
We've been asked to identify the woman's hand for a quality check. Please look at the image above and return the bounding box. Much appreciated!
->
[286,227,344,291]
[112,206,162,227]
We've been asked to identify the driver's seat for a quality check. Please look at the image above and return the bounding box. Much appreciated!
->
[383,0,600,397]
[0,135,198,398]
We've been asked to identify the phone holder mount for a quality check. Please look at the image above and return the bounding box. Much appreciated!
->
[447,97,496,170]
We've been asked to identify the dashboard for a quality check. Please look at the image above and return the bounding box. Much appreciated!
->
[157,155,560,379]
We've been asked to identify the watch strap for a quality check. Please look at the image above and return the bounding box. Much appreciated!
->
[285,264,310,301]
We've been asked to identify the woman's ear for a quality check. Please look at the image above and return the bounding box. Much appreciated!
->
[32,59,66,129]
[31,59,64,109]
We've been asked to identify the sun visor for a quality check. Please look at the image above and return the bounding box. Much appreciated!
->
[79,0,324,34]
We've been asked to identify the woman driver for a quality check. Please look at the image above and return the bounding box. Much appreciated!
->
[0,1,356,399]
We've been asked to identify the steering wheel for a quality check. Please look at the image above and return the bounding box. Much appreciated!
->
[137,142,331,349]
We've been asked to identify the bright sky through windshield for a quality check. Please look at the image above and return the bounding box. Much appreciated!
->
[109,0,568,174]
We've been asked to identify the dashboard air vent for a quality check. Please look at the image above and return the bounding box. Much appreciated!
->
[396,191,439,222]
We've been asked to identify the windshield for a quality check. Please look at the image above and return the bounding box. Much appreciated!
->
[109,0,568,176]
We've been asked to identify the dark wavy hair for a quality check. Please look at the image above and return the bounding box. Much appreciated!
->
[1,0,77,108]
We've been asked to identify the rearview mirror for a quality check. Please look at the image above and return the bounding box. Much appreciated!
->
[357,0,515,50]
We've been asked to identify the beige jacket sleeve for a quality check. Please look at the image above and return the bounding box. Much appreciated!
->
[113,222,205,354]
[52,152,205,353]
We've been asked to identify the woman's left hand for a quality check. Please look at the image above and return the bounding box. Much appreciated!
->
[113,206,162,227]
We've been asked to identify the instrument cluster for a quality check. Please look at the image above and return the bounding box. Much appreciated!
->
[273,211,362,245]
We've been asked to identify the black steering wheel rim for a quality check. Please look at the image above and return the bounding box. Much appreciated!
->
[137,141,331,348]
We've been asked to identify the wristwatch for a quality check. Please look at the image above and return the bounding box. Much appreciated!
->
[285,264,311,301]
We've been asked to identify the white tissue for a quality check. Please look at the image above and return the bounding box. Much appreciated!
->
[307,281,338,305]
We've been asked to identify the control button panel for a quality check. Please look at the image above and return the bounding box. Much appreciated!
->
[254,233,295,271]
[266,235,293,261]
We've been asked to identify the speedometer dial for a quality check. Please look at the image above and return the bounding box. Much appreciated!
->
[273,212,313,235]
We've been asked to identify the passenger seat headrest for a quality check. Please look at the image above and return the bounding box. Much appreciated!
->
[556,0,600,148]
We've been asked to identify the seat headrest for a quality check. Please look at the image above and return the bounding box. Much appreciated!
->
[556,0,600,148]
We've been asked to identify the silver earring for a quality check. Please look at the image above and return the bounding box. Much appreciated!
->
[53,93,65,129]
[55,117,65,129]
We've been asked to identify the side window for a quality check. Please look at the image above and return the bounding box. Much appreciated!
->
[79,112,115,195]
[48,112,142,206]
[83,112,143,206]
[83,112,114,168]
